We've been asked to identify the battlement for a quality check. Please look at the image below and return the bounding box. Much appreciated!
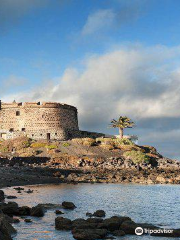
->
[0,101,77,111]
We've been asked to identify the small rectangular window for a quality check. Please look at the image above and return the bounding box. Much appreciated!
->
[22,128,25,131]
[9,128,14,132]
[16,111,20,116]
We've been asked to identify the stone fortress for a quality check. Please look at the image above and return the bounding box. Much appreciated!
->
[0,100,104,141]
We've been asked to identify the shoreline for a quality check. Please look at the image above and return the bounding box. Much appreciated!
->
[1,165,180,191]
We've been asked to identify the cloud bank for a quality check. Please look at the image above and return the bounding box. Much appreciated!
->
[81,0,146,35]
[2,44,180,159]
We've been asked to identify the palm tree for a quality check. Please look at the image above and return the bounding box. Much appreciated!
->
[109,116,135,138]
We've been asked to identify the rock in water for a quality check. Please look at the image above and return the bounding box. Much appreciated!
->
[62,201,76,209]
[72,228,108,240]
[93,210,106,217]
[55,217,72,230]
[0,213,16,240]
[30,206,44,217]
[0,191,5,202]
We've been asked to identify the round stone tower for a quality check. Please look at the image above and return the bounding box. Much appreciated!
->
[0,101,79,140]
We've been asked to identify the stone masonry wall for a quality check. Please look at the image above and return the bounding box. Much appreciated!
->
[0,101,79,140]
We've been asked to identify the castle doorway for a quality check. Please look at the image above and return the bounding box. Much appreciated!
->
[47,133,50,140]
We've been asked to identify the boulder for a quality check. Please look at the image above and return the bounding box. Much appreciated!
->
[120,220,138,234]
[55,210,64,215]
[24,219,32,223]
[55,217,72,230]
[120,221,157,235]
[17,206,31,216]
[99,216,131,231]
[62,201,76,210]
[30,206,44,217]
[6,196,17,200]
[72,228,108,240]
[93,210,106,218]
[1,202,19,216]
[0,213,16,239]
[113,230,126,236]
[36,203,61,209]
[0,191,5,202]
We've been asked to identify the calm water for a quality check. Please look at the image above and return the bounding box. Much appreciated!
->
[3,183,180,240]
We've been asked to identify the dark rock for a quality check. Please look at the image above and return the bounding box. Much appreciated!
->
[93,210,106,218]
[87,218,103,224]
[120,221,157,235]
[26,189,33,194]
[72,228,108,240]
[72,218,87,228]
[37,203,61,209]
[62,201,76,210]
[72,219,98,230]
[6,196,17,200]
[55,210,64,215]
[99,216,131,231]
[0,213,16,239]
[55,217,72,230]
[17,206,31,216]
[0,190,5,202]
[30,206,44,217]
[86,212,93,217]
[120,220,137,234]
[14,187,24,191]
[1,202,19,216]
[113,230,126,236]
[13,218,20,223]
[24,219,32,223]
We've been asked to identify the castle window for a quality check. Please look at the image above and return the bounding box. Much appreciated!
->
[22,128,25,132]
[9,128,14,132]
[40,134,42,136]
[16,111,20,116]
[55,133,57,136]
[32,134,34,137]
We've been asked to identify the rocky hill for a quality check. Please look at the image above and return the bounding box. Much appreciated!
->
[0,136,179,186]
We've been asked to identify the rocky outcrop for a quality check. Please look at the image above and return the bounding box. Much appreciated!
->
[62,201,76,210]
[0,190,5,202]
[55,214,180,239]
[30,206,44,217]
[0,213,16,240]
[55,217,72,230]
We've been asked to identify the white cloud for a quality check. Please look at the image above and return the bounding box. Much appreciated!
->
[4,44,180,119]
[81,9,116,35]
[0,75,27,95]
[2,44,180,159]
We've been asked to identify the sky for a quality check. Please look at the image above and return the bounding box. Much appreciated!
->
[0,0,180,159]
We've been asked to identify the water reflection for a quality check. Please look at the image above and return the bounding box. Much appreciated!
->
[4,183,180,240]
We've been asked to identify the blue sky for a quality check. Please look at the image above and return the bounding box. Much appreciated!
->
[1,0,180,159]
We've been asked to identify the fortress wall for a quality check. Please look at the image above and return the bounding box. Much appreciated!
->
[0,102,79,140]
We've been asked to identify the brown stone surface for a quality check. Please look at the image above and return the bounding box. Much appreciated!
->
[0,101,79,141]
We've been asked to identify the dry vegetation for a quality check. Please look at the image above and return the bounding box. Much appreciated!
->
[0,136,162,164]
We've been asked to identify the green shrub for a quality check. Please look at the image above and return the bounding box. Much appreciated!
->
[45,144,57,150]
[62,142,71,147]
[31,142,47,148]
[123,150,150,164]
[0,146,8,152]
[114,138,134,146]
